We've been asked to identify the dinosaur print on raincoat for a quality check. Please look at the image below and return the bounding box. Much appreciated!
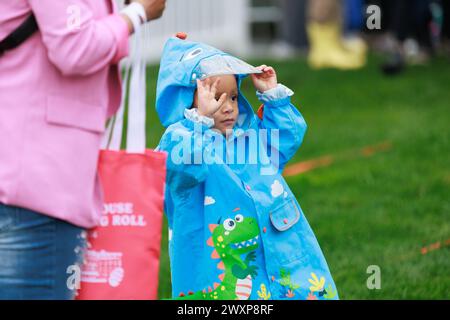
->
[177,212,260,300]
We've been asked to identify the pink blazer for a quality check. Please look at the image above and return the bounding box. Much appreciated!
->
[0,0,130,227]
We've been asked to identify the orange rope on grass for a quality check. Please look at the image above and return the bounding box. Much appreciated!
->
[421,238,450,255]
[283,141,393,177]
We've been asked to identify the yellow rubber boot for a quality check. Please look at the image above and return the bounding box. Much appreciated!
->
[307,22,366,70]
[342,36,368,57]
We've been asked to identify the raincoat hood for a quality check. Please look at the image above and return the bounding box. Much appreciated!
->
[156,37,261,128]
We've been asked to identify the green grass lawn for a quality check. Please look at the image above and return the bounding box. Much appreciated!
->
[142,55,450,300]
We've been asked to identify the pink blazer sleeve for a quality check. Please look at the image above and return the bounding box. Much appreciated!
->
[28,0,130,76]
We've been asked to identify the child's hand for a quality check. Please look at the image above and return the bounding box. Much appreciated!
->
[196,78,227,117]
[251,65,278,93]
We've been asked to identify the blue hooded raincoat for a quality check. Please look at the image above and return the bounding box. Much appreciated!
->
[156,37,338,300]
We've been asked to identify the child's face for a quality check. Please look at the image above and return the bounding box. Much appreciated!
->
[194,75,239,135]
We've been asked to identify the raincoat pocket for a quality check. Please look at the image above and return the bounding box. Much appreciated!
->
[269,199,300,231]
[267,198,303,264]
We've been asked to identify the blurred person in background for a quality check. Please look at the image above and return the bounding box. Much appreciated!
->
[306,0,367,69]
[441,0,450,54]
[279,0,309,56]
[374,0,435,75]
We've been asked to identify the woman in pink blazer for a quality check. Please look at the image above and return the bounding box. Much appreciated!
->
[0,0,165,299]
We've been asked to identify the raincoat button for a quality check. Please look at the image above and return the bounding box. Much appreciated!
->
[263,227,267,233]
[175,32,187,40]
[283,218,288,224]
[246,185,251,191]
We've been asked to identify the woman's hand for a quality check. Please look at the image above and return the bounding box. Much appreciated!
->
[196,78,227,117]
[251,65,278,93]
[133,0,166,21]
[122,0,166,33]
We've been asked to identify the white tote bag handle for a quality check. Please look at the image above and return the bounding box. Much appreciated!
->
[101,21,147,153]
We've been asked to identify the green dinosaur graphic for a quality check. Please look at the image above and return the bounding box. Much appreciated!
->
[176,212,260,300]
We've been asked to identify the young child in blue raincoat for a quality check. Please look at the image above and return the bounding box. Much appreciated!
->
[156,36,338,300]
